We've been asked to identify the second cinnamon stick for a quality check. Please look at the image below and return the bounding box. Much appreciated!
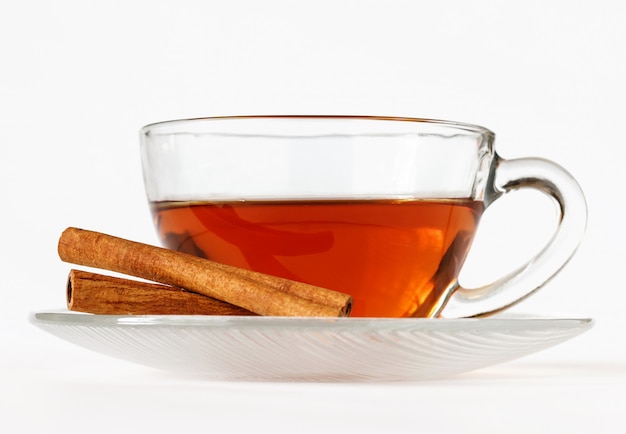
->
[67,269,255,316]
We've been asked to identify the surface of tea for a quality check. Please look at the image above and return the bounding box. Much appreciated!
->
[151,199,483,317]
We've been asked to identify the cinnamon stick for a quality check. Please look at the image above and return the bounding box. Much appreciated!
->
[58,227,352,317]
[67,269,255,316]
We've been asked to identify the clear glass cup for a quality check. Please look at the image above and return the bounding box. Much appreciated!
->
[140,116,587,318]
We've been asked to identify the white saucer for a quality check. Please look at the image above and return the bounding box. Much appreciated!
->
[30,311,592,382]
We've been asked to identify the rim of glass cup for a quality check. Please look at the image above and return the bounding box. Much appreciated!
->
[140,115,496,139]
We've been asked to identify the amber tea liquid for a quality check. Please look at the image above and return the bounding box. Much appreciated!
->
[150,199,483,317]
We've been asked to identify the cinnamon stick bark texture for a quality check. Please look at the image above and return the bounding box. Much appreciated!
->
[67,269,255,315]
[58,227,352,317]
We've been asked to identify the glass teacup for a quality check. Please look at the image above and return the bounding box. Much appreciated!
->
[140,116,587,318]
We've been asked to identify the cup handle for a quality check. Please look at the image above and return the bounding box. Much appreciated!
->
[438,156,588,318]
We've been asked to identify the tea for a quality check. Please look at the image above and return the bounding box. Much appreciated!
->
[150,199,483,317]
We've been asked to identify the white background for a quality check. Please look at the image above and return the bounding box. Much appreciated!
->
[1,1,624,433]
